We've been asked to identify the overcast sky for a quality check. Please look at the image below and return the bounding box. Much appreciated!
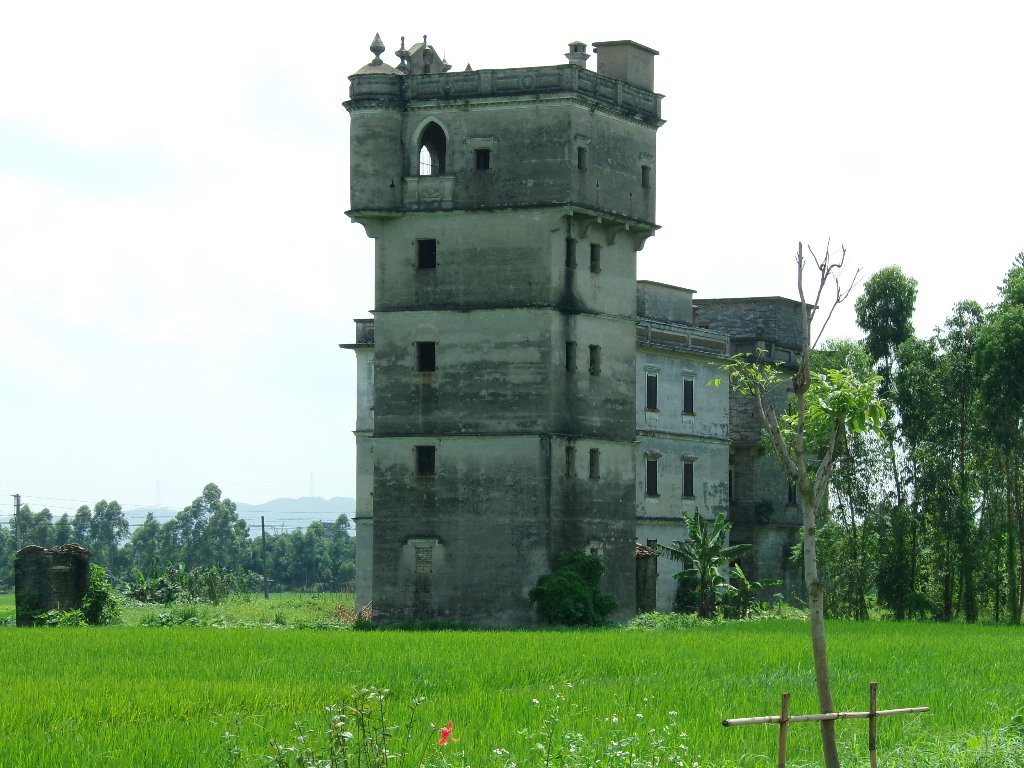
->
[2,2,1021,519]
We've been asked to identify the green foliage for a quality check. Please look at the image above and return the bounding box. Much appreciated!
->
[81,563,121,625]
[528,550,617,626]
[721,564,781,619]
[855,265,919,382]
[35,608,87,627]
[656,511,753,618]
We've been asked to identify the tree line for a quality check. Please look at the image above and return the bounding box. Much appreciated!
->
[816,253,1024,623]
[0,483,355,593]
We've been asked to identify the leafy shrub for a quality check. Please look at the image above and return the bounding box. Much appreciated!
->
[81,564,120,625]
[36,608,87,627]
[529,550,617,626]
[124,565,260,605]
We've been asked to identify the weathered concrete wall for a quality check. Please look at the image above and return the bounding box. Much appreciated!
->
[693,297,805,349]
[637,281,695,326]
[347,64,661,225]
[369,434,635,625]
[14,544,89,626]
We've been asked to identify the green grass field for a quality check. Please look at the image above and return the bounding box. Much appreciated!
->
[1,607,1022,767]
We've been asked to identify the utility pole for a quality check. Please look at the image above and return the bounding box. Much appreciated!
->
[12,494,21,551]
[261,515,269,599]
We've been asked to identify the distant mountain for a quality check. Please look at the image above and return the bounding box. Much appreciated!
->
[235,497,355,517]
[124,497,356,534]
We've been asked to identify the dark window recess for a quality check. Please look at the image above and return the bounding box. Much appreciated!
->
[646,373,658,410]
[565,341,577,372]
[415,546,433,573]
[415,446,436,476]
[565,446,576,477]
[418,122,446,176]
[788,482,798,506]
[646,458,659,497]
[475,148,491,170]
[577,146,588,170]
[729,467,736,503]
[589,449,600,480]
[590,243,601,273]
[683,378,695,414]
[683,461,694,498]
[417,239,437,269]
[589,345,601,376]
[641,164,652,188]
[646,538,658,547]
[416,342,437,372]
[565,237,577,269]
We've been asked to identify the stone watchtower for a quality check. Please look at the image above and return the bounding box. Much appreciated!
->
[343,35,664,625]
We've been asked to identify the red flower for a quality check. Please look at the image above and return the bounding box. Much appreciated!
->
[438,721,455,746]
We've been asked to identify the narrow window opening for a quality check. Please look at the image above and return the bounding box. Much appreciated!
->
[417,239,437,269]
[577,146,588,170]
[645,458,659,497]
[415,545,434,573]
[683,461,694,498]
[565,341,577,373]
[415,446,436,476]
[683,378,695,414]
[646,373,658,410]
[475,148,491,170]
[589,243,601,273]
[788,482,798,506]
[729,467,736,503]
[565,446,576,477]
[641,164,652,188]
[589,345,601,376]
[565,238,577,269]
[418,122,447,176]
[589,449,600,480]
[416,341,437,372]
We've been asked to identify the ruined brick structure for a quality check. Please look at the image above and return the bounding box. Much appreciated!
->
[342,36,801,625]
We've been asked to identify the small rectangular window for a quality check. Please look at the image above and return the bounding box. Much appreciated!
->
[683,461,694,498]
[417,239,437,269]
[589,243,601,273]
[788,482,798,506]
[415,446,436,476]
[646,373,658,410]
[589,345,601,376]
[416,341,436,372]
[565,237,577,269]
[729,467,736,503]
[646,538,658,547]
[577,146,588,170]
[415,545,433,573]
[565,446,576,477]
[589,449,600,480]
[475,148,491,170]
[683,378,695,414]
[646,458,659,497]
[565,341,577,373]
[641,164,652,188]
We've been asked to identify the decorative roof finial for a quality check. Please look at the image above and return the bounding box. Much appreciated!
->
[369,33,385,66]
[565,41,590,68]
[395,35,410,74]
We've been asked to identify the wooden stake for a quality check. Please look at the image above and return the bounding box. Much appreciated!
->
[869,681,878,768]
[777,692,790,768]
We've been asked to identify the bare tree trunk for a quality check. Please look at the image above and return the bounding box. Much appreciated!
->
[803,497,841,768]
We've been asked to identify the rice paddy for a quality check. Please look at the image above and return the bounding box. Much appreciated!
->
[0,599,1021,767]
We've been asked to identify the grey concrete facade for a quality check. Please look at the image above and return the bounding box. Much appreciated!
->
[342,37,803,625]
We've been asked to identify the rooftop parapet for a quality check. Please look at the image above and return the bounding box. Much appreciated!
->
[347,36,663,125]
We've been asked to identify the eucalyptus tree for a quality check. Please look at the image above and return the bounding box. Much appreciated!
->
[812,339,885,620]
[724,243,884,768]
[975,254,1024,623]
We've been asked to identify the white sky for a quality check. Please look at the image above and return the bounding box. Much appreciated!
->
[1,1,1021,516]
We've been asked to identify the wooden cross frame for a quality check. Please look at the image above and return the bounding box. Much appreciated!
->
[722,682,928,768]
